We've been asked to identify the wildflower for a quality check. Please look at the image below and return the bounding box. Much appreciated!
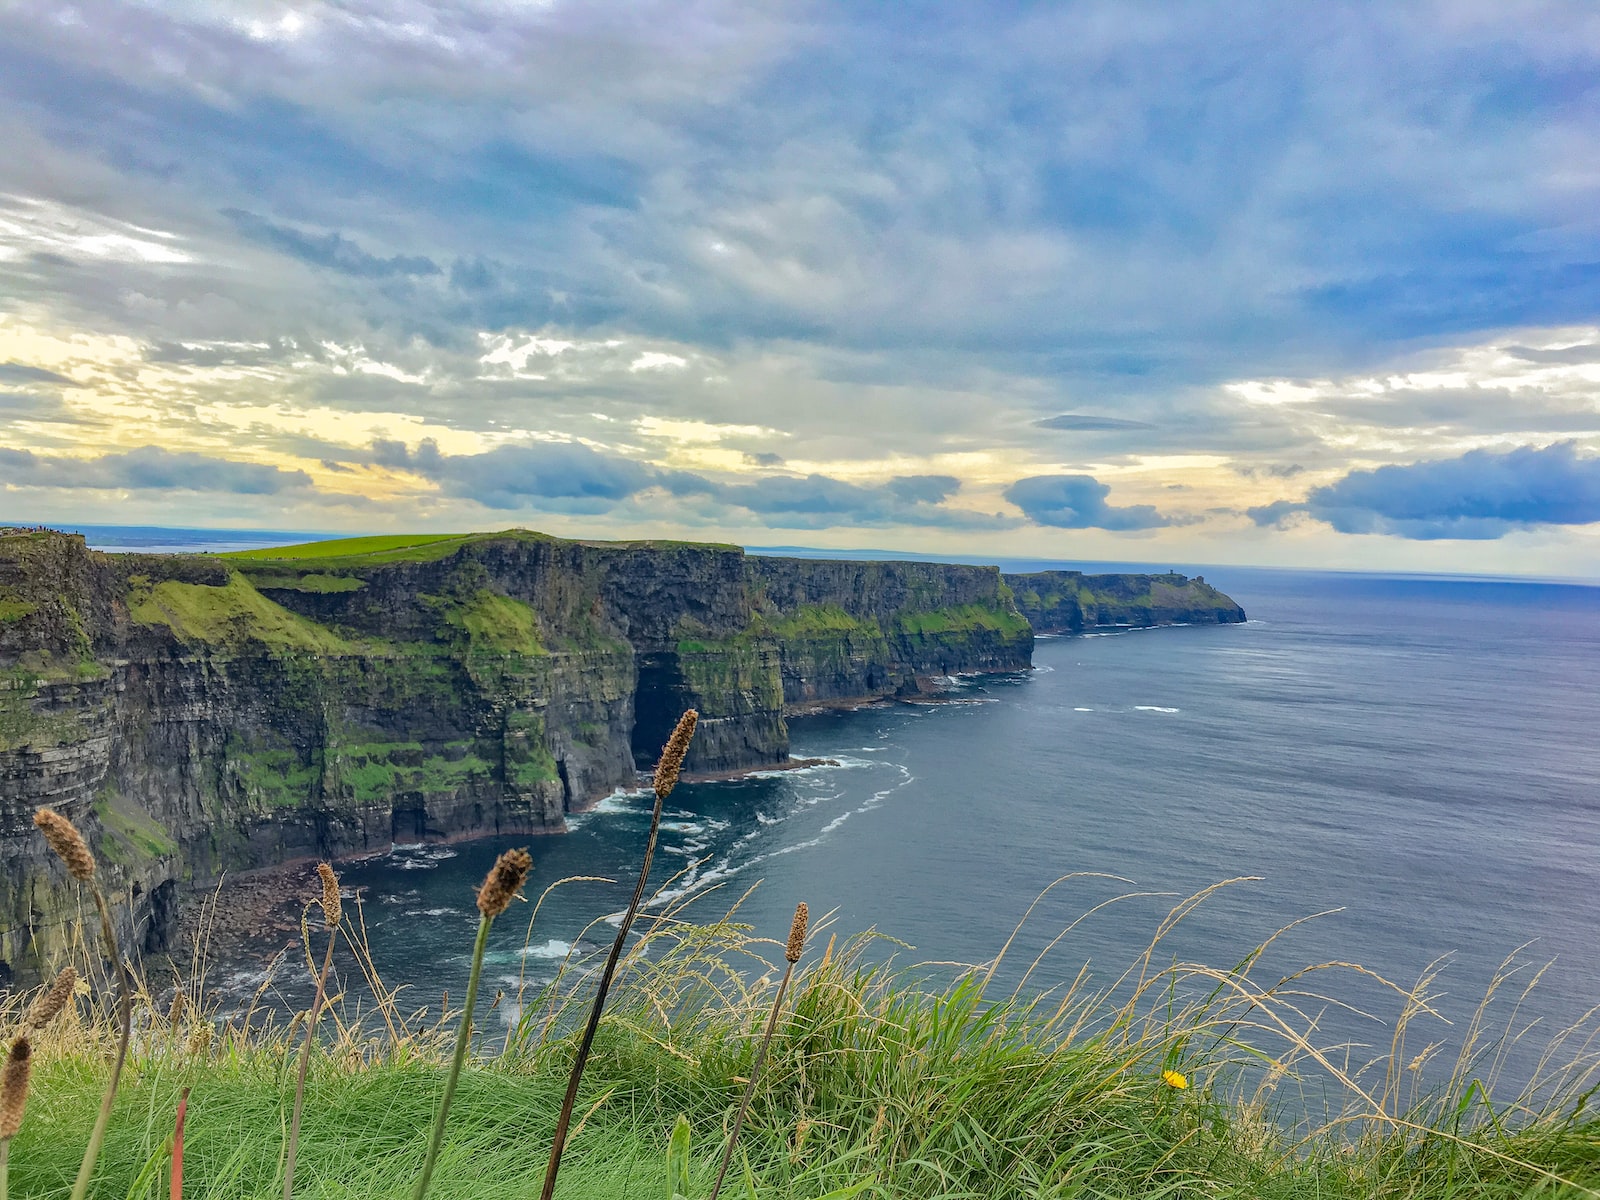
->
[1162,1069,1189,1090]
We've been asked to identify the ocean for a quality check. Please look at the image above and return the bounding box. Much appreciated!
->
[198,565,1600,1095]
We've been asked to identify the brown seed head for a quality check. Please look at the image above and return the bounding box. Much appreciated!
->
[786,902,809,964]
[186,1021,214,1060]
[25,967,77,1031]
[33,807,95,881]
[652,709,699,799]
[316,861,342,928]
[1,1036,31,1140]
[476,847,532,918]
[166,988,185,1028]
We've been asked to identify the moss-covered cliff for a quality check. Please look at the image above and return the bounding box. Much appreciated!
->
[1004,570,1246,633]
[0,528,1033,981]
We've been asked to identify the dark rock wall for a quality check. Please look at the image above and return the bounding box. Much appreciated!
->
[0,531,1244,979]
[0,531,1036,978]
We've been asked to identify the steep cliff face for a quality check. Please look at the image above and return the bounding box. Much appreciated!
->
[1005,570,1246,632]
[0,529,1032,980]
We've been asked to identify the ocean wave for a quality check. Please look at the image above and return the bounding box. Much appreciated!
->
[519,938,573,959]
[1133,705,1180,713]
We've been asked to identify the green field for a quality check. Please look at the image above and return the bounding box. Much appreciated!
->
[225,533,481,562]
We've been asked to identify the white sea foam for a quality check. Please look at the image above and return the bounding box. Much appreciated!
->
[820,812,851,834]
[1133,705,1180,713]
[520,938,572,959]
[1074,706,1094,712]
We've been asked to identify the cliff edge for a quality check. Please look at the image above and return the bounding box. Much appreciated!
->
[0,529,1246,981]
[0,528,1033,980]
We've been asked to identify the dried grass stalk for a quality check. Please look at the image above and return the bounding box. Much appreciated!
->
[539,709,697,1200]
[786,902,809,964]
[286,864,344,1200]
[317,862,342,929]
[34,808,94,882]
[476,849,533,919]
[710,902,809,1200]
[0,1037,30,1140]
[652,709,699,799]
[0,1036,30,1200]
[24,968,76,1031]
[32,807,136,1200]
[411,848,533,1199]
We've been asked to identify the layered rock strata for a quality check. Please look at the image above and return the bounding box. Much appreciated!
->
[0,529,1035,979]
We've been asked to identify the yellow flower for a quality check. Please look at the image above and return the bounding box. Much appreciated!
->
[1161,1069,1189,1090]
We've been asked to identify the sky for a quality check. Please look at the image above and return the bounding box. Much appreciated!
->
[2,1,1599,574]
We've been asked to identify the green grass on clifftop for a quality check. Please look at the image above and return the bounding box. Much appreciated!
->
[128,573,358,652]
[225,533,477,561]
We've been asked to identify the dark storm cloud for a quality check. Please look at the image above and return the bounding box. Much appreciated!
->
[1004,475,1172,531]
[1251,442,1600,539]
[0,446,313,493]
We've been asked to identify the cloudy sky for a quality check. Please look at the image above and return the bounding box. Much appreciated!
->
[2,1,1599,573]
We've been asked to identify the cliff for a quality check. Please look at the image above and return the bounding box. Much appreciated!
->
[1004,570,1246,633]
[0,528,1032,981]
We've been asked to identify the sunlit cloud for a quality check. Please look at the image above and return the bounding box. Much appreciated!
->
[0,2,1597,573]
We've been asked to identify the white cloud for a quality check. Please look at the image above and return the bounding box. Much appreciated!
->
[0,195,194,266]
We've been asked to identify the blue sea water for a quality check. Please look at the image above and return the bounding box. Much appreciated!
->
[218,568,1600,1095]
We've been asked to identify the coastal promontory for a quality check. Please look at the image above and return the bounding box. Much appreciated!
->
[0,528,1242,980]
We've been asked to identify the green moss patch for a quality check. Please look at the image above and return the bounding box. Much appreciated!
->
[325,739,494,804]
[0,597,38,622]
[897,603,1031,638]
[429,589,545,656]
[93,792,178,864]
[129,573,357,652]
[247,572,367,593]
[750,603,880,640]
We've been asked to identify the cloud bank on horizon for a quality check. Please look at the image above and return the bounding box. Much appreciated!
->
[1,0,1598,572]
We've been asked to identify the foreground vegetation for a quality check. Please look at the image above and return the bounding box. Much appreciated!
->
[3,876,1596,1198]
[3,714,1597,1198]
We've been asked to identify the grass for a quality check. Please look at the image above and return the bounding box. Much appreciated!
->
[224,534,478,563]
[896,602,1032,639]
[128,575,358,654]
[4,872,1598,1200]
